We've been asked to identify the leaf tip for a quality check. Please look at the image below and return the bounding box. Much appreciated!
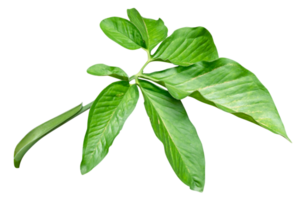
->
[80,164,87,175]
[286,138,295,144]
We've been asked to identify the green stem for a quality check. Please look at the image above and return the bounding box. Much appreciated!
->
[14,101,94,168]
[131,49,152,83]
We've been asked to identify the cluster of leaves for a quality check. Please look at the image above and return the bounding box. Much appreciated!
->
[14,8,289,192]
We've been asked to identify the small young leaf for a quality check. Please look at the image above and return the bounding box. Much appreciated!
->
[139,80,205,192]
[153,27,218,66]
[87,64,128,81]
[127,8,149,47]
[142,58,290,141]
[143,18,168,51]
[81,81,139,174]
[100,17,145,50]
[127,8,168,51]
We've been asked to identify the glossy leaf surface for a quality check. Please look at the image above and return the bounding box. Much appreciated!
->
[139,80,205,192]
[152,27,218,66]
[127,8,168,51]
[143,58,289,141]
[81,81,139,174]
[87,64,128,81]
[14,103,93,168]
[100,17,145,50]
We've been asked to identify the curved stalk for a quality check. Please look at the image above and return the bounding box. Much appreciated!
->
[14,101,93,168]
[133,49,154,83]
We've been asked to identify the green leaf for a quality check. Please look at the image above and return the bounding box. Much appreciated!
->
[81,81,139,174]
[12,101,84,169]
[127,8,148,47]
[142,58,290,141]
[87,64,129,81]
[143,18,168,51]
[139,80,205,192]
[100,17,145,50]
[152,27,218,66]
[127,8,168,51]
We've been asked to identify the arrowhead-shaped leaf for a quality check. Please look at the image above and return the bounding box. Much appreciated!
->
[152,27,218,66]
[100,17,145,50]
[87,64,128,81]
[139,80,205,192]
[143,58,290,141]
[81,81,139,174]
[127,8,168,51]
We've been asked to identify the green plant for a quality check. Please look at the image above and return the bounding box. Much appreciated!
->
[14,8,290,192]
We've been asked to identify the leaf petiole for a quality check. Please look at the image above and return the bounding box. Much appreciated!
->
[14,101,94,168]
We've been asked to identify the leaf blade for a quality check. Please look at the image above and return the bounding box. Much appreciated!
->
[87,64,129,81]
[143,17,168,51]
[152,27,218,66]
[127,8,168,51]
[139,80,205,192]
[143,58,290,141]
[81,81,139,174]
[100,17,145,50]
[127,8,149,47]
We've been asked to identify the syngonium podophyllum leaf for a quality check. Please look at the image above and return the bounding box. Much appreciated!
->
[87,64,129,81]
[127,8,168,51]
[152,27,218,66]
[81,81,139,174]
[100,17,145,50]
[139,80,205,192]
[142,58,290,141]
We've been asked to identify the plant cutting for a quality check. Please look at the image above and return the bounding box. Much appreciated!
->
[14,8,290,192]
